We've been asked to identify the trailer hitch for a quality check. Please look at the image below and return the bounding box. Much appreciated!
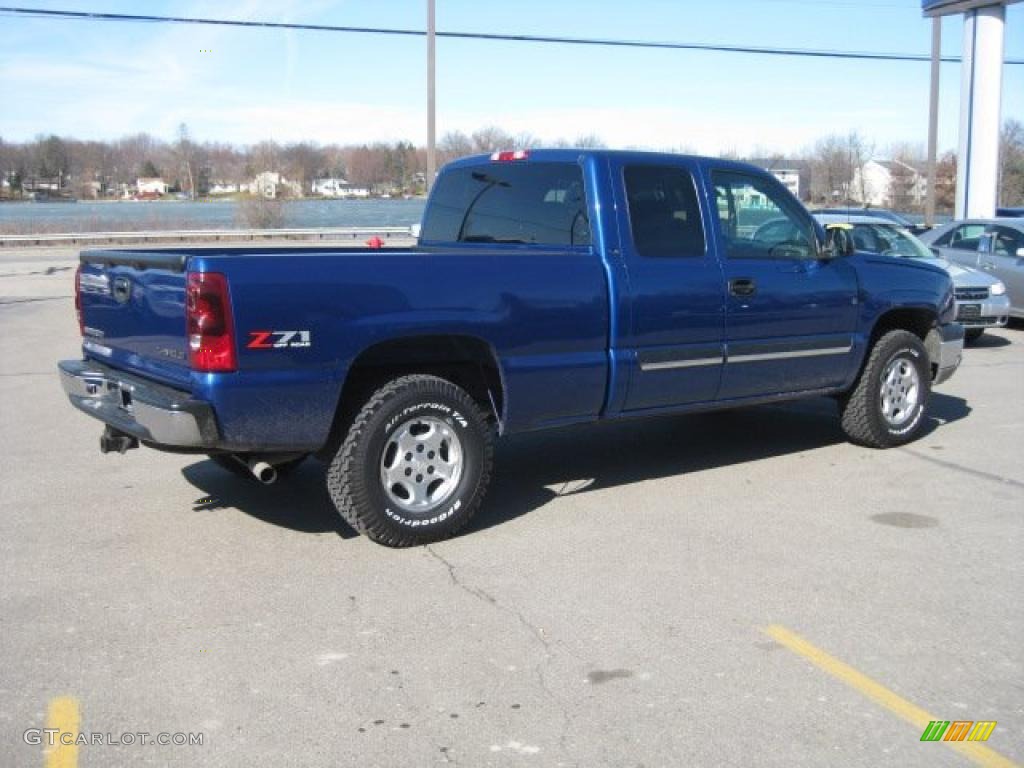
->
[100,426,140,454]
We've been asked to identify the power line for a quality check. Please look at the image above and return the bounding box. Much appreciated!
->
[2,5,1022,65]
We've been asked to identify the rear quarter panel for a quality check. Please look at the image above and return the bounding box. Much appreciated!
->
[192,246,609,449]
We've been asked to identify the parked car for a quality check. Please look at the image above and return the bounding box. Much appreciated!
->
[814,207,931,234]
[815,214,1010,342]
[919,218,1024,321]
[995,207,1024,218]
[58,150,963,547]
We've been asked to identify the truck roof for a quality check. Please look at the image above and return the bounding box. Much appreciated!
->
[444,148,766,174]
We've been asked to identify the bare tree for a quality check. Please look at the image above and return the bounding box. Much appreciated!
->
[471,126,514,153]
[806,132,873,205]
[438,131,474,163]
[1000,119,1024,207]
[573,134,606,149]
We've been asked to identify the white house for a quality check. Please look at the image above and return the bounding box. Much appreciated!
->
[852,160,927,208]
[209,182,239,195]
[312,177,371,198]
[136,177,168,196]
[252,171,301,199]
[770,169,801,199]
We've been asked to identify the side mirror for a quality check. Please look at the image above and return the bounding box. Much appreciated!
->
[930,247,941,258]
[824,224,855,258]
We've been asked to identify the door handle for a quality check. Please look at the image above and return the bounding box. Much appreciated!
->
[729,278,756,297]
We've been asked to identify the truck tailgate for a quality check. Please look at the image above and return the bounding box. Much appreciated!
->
[78,249,192,389]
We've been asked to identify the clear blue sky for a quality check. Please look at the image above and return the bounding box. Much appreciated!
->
[1,0,1022,157]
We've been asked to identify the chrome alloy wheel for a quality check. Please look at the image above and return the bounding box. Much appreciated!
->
[380,416,463,514]
[879,356,921,427]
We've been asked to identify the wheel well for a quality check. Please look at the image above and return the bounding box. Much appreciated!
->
[869,308,936,346]
[869,307,940,378]
[317,335,504,460]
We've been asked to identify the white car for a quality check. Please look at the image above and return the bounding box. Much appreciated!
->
[815,214,1011,343]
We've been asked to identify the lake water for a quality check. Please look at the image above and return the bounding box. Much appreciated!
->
[0,198,427,232]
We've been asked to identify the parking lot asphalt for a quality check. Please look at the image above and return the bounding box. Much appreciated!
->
[1,250,1021,767]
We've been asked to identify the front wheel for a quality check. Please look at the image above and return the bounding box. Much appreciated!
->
[327,375,494,547]
[964,328,985,343]
[839,329,932,448]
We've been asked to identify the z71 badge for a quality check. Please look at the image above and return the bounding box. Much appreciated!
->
[246,330,312,349]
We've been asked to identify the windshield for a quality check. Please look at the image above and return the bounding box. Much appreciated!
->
[853,223,934,259]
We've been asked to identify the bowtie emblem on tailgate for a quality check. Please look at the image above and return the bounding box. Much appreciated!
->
[112,276,131,304]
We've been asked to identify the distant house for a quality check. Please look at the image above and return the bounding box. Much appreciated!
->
[136,177,168,196]
[852,160,927,209]
[750,158,809,201]
[252,171,301,199]
[209,182,240,195]
[770,169,801,199]
[312,177,371,198]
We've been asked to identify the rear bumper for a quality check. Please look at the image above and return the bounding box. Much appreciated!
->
[58,359,218,448]
[930,323,964,387]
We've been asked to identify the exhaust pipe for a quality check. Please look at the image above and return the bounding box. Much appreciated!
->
[247,459,278,485]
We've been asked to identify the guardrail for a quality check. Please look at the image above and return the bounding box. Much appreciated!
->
[0,226,416,248]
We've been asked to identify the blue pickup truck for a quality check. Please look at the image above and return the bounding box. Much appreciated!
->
[59,150,963,546]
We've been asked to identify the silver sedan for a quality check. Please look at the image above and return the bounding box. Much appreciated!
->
[919,218,1024,321]
[815,215,1011,343]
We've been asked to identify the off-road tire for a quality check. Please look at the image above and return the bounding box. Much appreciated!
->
[327,374,494,547]
[839,329,931,448]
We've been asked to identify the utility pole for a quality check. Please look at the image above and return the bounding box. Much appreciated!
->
[426,0,436,193]
[925,16,941,226]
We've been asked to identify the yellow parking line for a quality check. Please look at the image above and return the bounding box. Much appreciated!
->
[44,696,80,768]
[763,625,1020,768]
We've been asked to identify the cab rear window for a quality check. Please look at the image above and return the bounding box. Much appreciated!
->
[420,163,590,246]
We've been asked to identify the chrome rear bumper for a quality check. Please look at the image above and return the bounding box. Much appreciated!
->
[58,360,217,447]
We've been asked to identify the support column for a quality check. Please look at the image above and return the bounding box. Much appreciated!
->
[955,4,1006,219]
[925,17,941,226]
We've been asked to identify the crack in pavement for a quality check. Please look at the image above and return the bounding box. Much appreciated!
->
[424,545,576,764]
[425,545,498,606]
[0,295,73,305]
[900,447,1024,490]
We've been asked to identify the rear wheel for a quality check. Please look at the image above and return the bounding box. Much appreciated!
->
[839,329,931,448]
[327,374,494,547]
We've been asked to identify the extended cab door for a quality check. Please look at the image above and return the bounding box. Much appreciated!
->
[610,157,726,411]
[708,166,859,399]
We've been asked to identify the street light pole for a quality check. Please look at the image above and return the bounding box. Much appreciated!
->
[426,0,436,192]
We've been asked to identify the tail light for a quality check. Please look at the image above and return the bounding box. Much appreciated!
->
[186,272,237,372]
[74,264,84,335]
[490,150,529,162]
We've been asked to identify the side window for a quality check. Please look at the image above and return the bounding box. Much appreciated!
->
[949,223,985,250]
[711,171,815,259]
[623,165,705,257]
[989,226,1021,256]
[851,224,881,252]
[420,162,590,246]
